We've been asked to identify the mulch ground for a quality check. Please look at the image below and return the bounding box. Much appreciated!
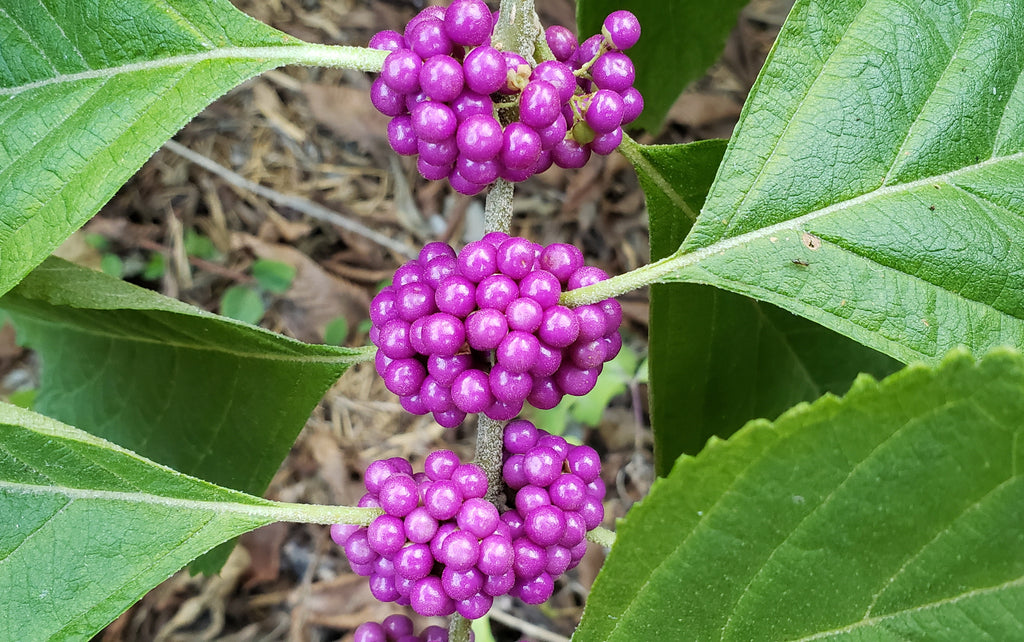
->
[0,1,790,640]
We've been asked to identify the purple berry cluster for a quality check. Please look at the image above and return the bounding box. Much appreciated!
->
[370,235,623,428]
[498,419,604,604]
[368,1,642,194]
[353,614,461,642]
[332,451,513,619]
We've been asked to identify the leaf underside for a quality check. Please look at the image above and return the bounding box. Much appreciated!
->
[0,402,276,641]
[0,0,304,298]
[667,0,1024,364]
[575,349,1024,641]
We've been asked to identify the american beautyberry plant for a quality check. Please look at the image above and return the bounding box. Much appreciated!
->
[0,0,1022,640]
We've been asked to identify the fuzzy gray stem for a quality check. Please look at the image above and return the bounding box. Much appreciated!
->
[484,178,514,233]
[449,614,472,641]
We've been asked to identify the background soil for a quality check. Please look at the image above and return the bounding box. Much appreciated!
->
[0,1,792,640]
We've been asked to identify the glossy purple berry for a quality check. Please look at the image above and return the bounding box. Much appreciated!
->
[552,137,591,168]
[412,101,458,143]
[452,90,492,121]
[439,530,480,570]
[427,353,472,387]
[500,122,543,171]
[519,80,561,129]
[396,282,436,321]
[368,29,405,52]
[591,127,623,155]
[457,497,500,538]
[538,305,580,347]
[420,54,465,102]
[451,368,493,413]
[517,572,555,604]
[456,155,500,185]
[603,10,641,50]
[421,375,454,414]
[370,288,397,326]
[504,419,539,453]
[435,275,476,317]
[425,480,463,520]
[545,25,578,62]
[387,114,419,155]
[421,313,466,356]
[383,358,426,396]
[568,265,609,289]
[505,297,544,332]
[407,18,454,59]
[444,0,492,45]
[621,86,644,124]
[533,60,577,103]
[524,505,567,547]
[452,463,489,499]
[424,255,457,288]
[411,576,456,616]
[418,157,452,181]
[463,45,507,95]
[592,51,635,92]
[567,444,601,483]
[465,308,508,350]
[371,77,407,117]
[476,274,518,311]
[379,473,420,516]
[554,364,600,396]
[381,49,422,94]
[539,243,584,283]
[523,446,562,487]
[424,449,461,480]
[496,331,540,373]
[368,514,407,555]
[585,89,625,133]
[496,237,536,279]
[457,114,503,162]
[489,365,533,404]
[458,240,498,282]
[517,269,562,308]
[404,508,439,544]
[537,114,568,150]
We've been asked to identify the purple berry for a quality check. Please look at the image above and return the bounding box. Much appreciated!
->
[527,378,563,409]
[545,25,578,62]
[537,114,568,150]
[456,155,500,185]
[435,275,477,317]
[574,34,605,69]
[505,297,544,332]
[452,463,489,499]
[394,261,424,286]
[568,265,609,289]
[517,269,562,308]
[442,566,484,601]
[523,446,562,487]
[592,51,636,92]
[524,505,567,547]
[396,282,437,321]
[574,304,609,341]
[407,18,454,58]
[418,136,459,166]
[585,89,625,133]
[369,29,405,52]
[603,10,641,50]
[500,122,543,171]
[579,495,605,530]
[490,365,533,404]
[478,534,514,575]
[404,508,439,544]
[424,256,458,288]
[420,54,465,102]
[382,614,415,639]
[381,49,422,94]
[567,444,601,483]
[422,312,466,356]
[344,529,377,565]
[384,358,426,396]
[538,305,580,347]
[457,114,503,162]
[370,288,397,326]
[456,592,493,619]
[451,368,493,413]
[439,530,480,570]
[368,514,407,555]
[412,101,458,143]
[428,353,472,386]
[486,398,524,421]
[552,137,592,168]
[591,127,623,155]
[463,45,507,95]
[517,572,555,604]
[444,0,492,46]
[371,77,407,117]
[554,364,600,396]
[458,240,498,281]
[476,273,519,311]
[497,331,540,373]
[465,308,508,350]
[621,86,644,124]
[512,536,547,578]
[457,497,500,538]
[452,90,493,121]
[425,480,464,520]
[354,621,387,642]
[411,576,456,616]
[519,80,561,129]
[550,473,587,511]
[484,569,516,596]
[502,454,528,489]
[495,237,535,279]
[418,157,452,181]
[504,419,539,453]
[425,449,461,480]
[387,114,419,155]
[533,60,577,103]
[421,376,454,413]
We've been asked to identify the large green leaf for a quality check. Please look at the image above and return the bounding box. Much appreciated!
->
[0,0,384,299]
[639,0,1024,364]
[576,0,749,131]
[0,259,371,543]
[575,349,1024,640]
[0,401,374,641]
[627,139,900,474]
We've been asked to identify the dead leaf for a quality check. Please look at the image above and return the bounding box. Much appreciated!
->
[303,84,390,152]
[240,523,290,589]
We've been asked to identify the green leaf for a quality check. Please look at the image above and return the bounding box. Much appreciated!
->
[575,349,1024,641]
[220,284,265,324]
[184,229,220,261]
[0,0,385,299]
[657,0,1024,364]
[0,257,372,520]
[99,253,124,278]
[576,0,749,131]
[142,252,166,281]
[323,316,350,346]
[630,138,900,473]
[0,401,375,641]
[252,259,297,294]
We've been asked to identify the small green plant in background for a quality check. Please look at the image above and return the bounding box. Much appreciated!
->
[219,259,297,324]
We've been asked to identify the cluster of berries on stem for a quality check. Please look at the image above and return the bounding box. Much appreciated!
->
[370,235,623,427]
[333,420,603,620]
[368,1,642,193]
[353,614,462,642]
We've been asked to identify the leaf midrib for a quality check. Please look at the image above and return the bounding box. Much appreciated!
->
[9,312,374,365]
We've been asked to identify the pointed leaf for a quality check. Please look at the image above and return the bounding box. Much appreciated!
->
[0,257,372,511]
[626,138,900,474]
[575,349,1024,640]
[576,0,749,131]
[657,0,1024,364]
[0,0,384,298]
[0,402,371,641]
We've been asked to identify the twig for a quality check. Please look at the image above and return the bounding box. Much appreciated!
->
[449,614,472,642]
[483,178,514,234]
[586,526,617,548]
[487,609,572,642]
[163,140,418,259]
